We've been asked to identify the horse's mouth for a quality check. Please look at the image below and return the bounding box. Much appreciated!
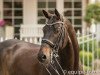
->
[38,55,50,64]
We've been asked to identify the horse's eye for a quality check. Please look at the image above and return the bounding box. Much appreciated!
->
[54,27,60,33]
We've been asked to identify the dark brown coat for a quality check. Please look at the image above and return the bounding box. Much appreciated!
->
[0,39,42,75]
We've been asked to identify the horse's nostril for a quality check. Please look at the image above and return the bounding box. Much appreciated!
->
[42,54,47,60]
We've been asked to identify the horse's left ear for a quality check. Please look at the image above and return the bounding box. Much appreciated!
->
[42,10,51,19]
[55,9,60,20]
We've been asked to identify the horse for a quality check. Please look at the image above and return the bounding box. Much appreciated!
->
[38,9,83,75]
[0,39,43,75]
[0,9,83,75]
[0,39,62,75]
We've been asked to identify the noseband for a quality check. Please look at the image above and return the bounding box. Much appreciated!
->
[42,21,65,56]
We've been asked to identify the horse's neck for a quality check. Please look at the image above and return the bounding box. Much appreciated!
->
[66,20,79,71]
[59,39,74,71]
[59,19,79,72]
[63,19,79,71]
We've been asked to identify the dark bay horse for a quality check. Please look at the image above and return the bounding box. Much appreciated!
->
[0,39,43,75]
[38,9,83,75]
[0,39,62,75]
[0,9,83,75]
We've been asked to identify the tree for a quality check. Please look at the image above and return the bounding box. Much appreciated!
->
[84,3,100,27]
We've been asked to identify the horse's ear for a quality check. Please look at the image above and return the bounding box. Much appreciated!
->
[55,9,60,20]
[42,10,51,19]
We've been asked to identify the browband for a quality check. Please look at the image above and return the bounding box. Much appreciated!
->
[46,21,64,26]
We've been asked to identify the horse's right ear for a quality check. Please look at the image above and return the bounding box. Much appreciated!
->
[42,10,51,19]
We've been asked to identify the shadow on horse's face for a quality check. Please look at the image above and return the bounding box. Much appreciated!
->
[38,9,67,65]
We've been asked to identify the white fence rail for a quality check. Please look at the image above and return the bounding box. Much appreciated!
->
[20,25,44,38]
[0,36,42,45]
[77,32,99,72]
[19,25,44,44]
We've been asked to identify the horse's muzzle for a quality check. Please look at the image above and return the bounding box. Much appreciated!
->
[38,52,47,63]
[38,43,52,65]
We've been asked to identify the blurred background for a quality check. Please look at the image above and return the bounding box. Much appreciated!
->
[0,0,100,74]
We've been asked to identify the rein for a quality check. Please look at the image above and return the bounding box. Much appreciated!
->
[42,21,67,75]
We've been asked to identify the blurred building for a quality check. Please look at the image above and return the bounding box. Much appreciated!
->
[0,0,99,38]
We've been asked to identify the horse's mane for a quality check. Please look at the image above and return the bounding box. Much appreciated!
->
[64,18,79,71]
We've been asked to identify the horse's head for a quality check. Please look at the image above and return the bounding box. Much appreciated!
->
[38,9,69,65]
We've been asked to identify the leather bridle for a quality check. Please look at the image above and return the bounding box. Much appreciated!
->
[42,21,65,57]
[41,21,68,75]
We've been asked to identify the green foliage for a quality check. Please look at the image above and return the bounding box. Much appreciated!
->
[84,3,100,25]
[79,51,93,66]
[94,48,100,59]
[79,40,97,52]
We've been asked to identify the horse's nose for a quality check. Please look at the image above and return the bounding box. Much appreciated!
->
[41,54,47,61]
[38,53,47,63]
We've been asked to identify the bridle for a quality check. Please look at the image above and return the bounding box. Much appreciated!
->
[41,21,67,75]
[42,21,65,56]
